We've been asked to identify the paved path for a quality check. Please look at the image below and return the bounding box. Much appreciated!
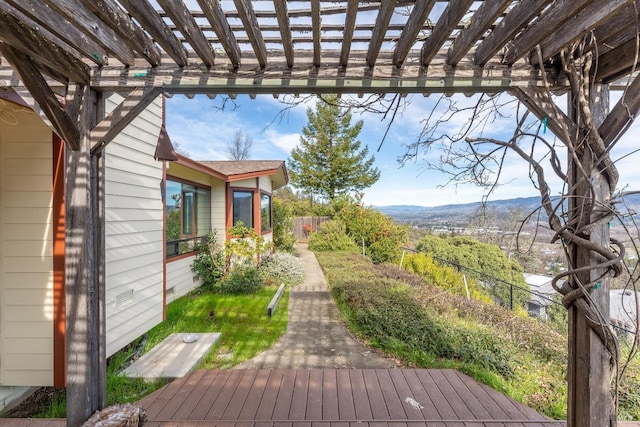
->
[236,244,400,369]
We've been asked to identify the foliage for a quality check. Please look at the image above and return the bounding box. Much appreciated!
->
[307,219,358,252]
[191,231,226,290]
[288,94,380,201]
[226,221,272,268]
[166,194,181,241]
[416,235,530,309]
[219,266,264,294]
[260,252,304,286]
[314,250,571,418]
[402,252,492,303]
[335,195,408,263]
[272,197,296,252]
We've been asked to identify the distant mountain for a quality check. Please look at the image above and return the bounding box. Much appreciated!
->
[375,194,640,226]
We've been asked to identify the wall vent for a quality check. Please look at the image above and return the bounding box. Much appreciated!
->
[166,286,175,296]
[114,289,134,309]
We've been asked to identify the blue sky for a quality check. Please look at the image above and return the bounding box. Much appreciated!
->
[165,93,640,208]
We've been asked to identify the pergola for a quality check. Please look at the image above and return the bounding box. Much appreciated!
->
[1,1,639,426]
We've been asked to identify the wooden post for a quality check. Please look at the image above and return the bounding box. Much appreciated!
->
[65,86,105,426]
[566,84,614,427]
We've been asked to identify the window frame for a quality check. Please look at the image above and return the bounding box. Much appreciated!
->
[165,176,212,260]
[260,191,272,232]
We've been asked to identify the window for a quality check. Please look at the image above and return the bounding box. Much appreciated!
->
[233,190,253,228]
[165,178,211,258]
[261,192,272,232]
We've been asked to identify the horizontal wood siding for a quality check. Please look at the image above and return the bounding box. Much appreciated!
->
[259,176,273,193]
[211,180,226,237]
[0,101,54,386]
[166,256,200,303]
[104,95,164,357]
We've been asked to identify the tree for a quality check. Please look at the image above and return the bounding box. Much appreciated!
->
[226,129,253,160]
[288,95,380,201]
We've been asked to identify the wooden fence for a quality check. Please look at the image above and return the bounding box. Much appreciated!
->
[293,216,328,240]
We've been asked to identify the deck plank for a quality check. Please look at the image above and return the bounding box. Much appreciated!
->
[336,369,357,419]
[290,369,310,420]
[307,370,324,420]
[410,370,458,419]
[172,370,220,420]
[255,370,285,420]
[349,369,374,420]
[272,369,297,420]
[427,370,475,420]
[190,370,233,420]
[362,369,390,419]
[204,369,246,420]
[223,370,260,420]
[375,369,408,419]
[388,369,438,418]
[238,369,272,420]
[322,369,340,420]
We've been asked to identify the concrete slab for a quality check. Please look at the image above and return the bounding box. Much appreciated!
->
[123,332,221,379]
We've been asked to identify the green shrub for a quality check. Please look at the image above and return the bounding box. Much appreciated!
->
[308,220,358,252]
[191,231,226,290]
[219,266,264,294]
[273,198,297,252]
[259,252,304,286]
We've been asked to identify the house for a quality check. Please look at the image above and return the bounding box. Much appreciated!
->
[0,93,287,407]
[524,273,560,319]
[609,289,639,336]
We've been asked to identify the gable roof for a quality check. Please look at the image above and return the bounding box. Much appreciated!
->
[200,160,288,190]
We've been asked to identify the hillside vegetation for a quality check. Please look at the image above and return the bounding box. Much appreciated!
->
[314,249,640,420]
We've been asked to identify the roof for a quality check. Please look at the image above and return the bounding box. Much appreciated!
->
[201,160,288,189]
[524,273,559,307]
[609,289,639,332]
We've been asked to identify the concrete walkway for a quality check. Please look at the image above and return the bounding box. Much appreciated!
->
[236,244,400,369]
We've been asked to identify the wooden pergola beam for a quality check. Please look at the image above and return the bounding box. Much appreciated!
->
[0,3,89,83]
[233,0,267,68]
[393,0,436,68]
[474,0,552,66]
[421,0,474,67]
[158,0,215,67]
[311,0,321,68]
[339,0,358,68]
[593,0,640,47]
[531,0,631,66]
[595,37,640,83]
[503,0,596,65]
[5,0,107,66]
[273,0,294,67]
[41,0,136,66]
[117,0,188,67]
[200,0,241,68]
[512,87,576,145]
[0,43,80,149]
[367,1,395,68]
[599,72,640,147]
[76,0,162,66]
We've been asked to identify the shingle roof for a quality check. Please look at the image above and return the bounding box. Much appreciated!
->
[198,160,288,189]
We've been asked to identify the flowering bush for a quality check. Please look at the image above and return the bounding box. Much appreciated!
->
[260,252,305,287]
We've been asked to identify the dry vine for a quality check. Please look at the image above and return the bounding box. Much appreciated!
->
[398,36,639,424]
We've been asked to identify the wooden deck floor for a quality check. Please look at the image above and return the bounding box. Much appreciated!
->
[138,368,565,427]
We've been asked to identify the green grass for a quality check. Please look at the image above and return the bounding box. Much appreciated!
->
[34,285,289,418]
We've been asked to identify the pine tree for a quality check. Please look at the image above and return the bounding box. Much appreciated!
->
[288,95,380,201]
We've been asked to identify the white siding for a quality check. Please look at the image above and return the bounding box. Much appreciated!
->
[259,176,273,193]
[166,256,200,302]
[232,178,257,188]
[0,101,54,386]
[104,95,164,357]
[211,179,226,235]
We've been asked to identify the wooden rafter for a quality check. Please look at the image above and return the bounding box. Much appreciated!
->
[339,0,359,67]
[41,0,136,66]
[531,0,631,66]
[593,1,640,47]
[117,0,188,67]
[76,0,162,66]
[157,0,216,67]
[393,0,436,68]
[90,87,162,154]
[5,0,107,66]
[0,4,89,83]
[421,0,474,67]
[199,0,241,68]
[273,0,294,67]
[367,1,395,68]
[447,0,511,66]
[0,43,79,149]
[312,0,321,67]
[596,36,640,82]
[474,0,552,66]
[233,0,267,68]
[599,72,640,147]
[503,0,596,65]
